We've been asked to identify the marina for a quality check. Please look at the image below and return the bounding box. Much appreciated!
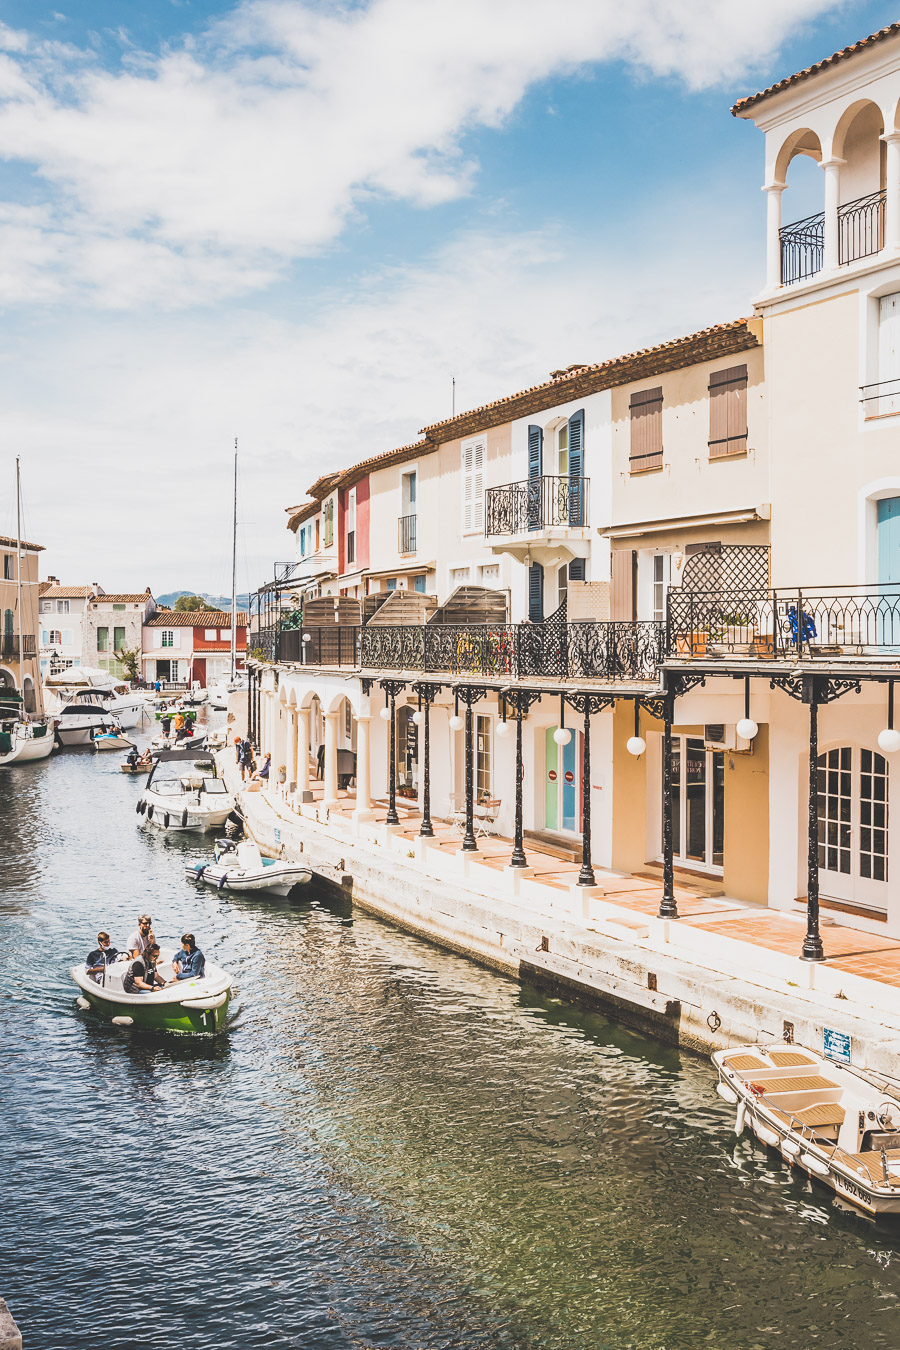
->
[5,731,900,1349]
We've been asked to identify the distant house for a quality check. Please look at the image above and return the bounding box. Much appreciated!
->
[142,611,248,688]
[38,580,99,674]
[86,589,157,679]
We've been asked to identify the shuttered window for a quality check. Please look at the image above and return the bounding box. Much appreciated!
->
[610,549,636,621]
[629,388,663,472]
[528,562,544,622]
[708,365,748,458]
[462,440,485,533]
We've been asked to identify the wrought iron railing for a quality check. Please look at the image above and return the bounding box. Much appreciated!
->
[276,626,361,666]
[839,189,885,265]
[0,634,36,658]
[398,514,417,554]
[359,619,660,682]
[484,476,589,536]
[780,211,824,285]
[668,584,900,660]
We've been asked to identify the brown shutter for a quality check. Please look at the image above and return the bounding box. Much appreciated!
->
[629,387,663,472]
[610,548,636,620]
[708,365,748,458]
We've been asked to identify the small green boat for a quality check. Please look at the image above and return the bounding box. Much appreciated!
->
[71,948,232,1036]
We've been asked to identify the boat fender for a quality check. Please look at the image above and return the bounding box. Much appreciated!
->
[717,1082,738,1106]
[218,872,228,890]
[755,1123,780,1149]
[147,804,154,821]
[182,809,189,828]
[734,1103,746,1137]
[800,1152,830,1177]
[111,1015,134,1027]
[75,996,91,1010]
[163,812,170,829]
[782,1139,801,1157]
[136,800,143,814]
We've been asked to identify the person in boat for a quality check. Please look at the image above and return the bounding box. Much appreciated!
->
[85,932,119,982]
[126,746,139,769]
[238,737,253,780]
[160,712,172,737]
[172,933,205,982]
[125,914,153,959]
[124,942,166,994]
[138,747,153,767]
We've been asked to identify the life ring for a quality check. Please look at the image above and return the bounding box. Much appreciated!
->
[163,812,170,829]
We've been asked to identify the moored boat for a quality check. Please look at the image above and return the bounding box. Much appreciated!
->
[71,948,232,1035]
[713,1042,900,1217]
[186,838,312,896]
[0,692,55,764]
[93,728,135,751]
[137,746,234,831]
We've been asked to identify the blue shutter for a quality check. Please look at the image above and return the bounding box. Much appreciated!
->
[568,558,585,582]
[527,424,543,531]
[568,409,584,526]
[528,563,544,622]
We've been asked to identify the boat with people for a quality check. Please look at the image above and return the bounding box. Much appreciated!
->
[93,727,135,752]
[53,700,116,746]
[136,746,234,831]
[186,837,312,896]
[713,1042,900,1217]
[71,946,232,1035]
[44,667,146,731]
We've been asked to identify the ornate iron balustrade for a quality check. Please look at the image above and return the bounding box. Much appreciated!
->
[0,634,36,658]
[253,625,277,661]
[668,585,900,660]
[839,189,885,265]
[276,626,360,666]
[780,211,824,285]
[569,621,664,680]
[484,476,589,536]
[398,514,417,554]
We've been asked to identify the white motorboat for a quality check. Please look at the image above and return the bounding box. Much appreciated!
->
[186,838,312,896]
[0,696,55,765]
[93,728,135,751]
[713,1042,900,1217]
[137,746,234,831]
[45,667,145,729]
[53,700,114,747]
[71,947,232,1035]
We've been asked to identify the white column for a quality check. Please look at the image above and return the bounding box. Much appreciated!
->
[821,158,845,271]
[286,707,298,791]
[882,133,900,251]
[297,709,310,793]
[353,714,373,819]
[323,711,340,807]
[763,182,785,290]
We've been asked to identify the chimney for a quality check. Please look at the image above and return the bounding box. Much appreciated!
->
[46,574,59,585]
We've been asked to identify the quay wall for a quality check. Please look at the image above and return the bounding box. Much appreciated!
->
[225,764,900,1081]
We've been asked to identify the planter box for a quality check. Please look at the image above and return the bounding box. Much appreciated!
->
[675,632,708,657]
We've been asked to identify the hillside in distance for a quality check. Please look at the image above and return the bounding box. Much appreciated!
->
[156,590,252,611]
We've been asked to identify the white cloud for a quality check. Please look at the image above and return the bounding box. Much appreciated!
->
[0,0,842,306]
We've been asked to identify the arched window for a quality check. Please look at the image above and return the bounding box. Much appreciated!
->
[818,746,888,912]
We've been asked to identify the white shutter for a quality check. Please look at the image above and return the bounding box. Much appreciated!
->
[472,441,485,532]
[153,630,161,648]
[173,629,181,649]
[880,293,900,413]
[462,444,474,532]
[62,629,73,645]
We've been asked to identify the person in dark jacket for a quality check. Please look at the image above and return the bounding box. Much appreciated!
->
[172,934,206,981]
[123,943,165,994]
[85,932,118,982]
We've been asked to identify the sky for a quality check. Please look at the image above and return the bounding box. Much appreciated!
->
[0,0,898,596]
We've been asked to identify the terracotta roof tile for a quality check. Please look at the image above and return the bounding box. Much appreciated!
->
[145,611,248,627]
[40,585,94,599]
[732,24,900,115]
[0,534,43,552]
[90,592,154,605]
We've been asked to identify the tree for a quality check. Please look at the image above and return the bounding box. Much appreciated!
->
[174,594,216,612]
[121,647,141,681]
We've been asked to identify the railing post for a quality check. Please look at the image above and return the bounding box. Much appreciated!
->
[577,700,596,887]
[463,699,477,851]
[801,676,825,961]
[796,590,804,658]
[509,696,530,868]
[658,689,679,920]
[386,688,399,826]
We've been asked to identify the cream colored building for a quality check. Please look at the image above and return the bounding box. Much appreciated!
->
[1,533,44,712]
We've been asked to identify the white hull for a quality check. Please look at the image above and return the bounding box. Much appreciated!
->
[186,860,312,895]
[57,724,101,746]
[0,727,55,765]
[714,1043,900,1217]
[94,732,136,751]
[139,797,234,832]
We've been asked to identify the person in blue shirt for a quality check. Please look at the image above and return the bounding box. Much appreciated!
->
[85,932,118,982]
[172,933,205,981]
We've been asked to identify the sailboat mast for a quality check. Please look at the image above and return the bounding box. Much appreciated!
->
[15,456,24,706]
[230,439,237,683]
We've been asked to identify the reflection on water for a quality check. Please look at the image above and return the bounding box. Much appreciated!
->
[2,715,900,1349]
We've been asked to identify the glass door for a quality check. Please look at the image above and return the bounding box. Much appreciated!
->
[545,727,582,834]
[667,736,724,871]
[817,746,889,913]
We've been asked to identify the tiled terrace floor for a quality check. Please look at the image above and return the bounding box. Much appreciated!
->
[275,775,900,991]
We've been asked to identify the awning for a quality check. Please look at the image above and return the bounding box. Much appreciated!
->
[600,505,770,540]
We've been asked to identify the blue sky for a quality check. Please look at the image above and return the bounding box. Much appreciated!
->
[0,0,897,593]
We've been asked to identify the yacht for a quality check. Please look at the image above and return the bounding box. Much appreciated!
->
[44,667,146,731]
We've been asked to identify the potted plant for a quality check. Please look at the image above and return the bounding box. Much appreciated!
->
[277,764,287,784]
[675,629,709,657]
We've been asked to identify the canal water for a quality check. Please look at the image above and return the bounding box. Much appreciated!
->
[2,716,900,1350]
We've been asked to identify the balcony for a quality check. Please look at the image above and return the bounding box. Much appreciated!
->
[0,634,36,659]
[667,584,900,664]
[484,476,590,566]
[780,191,886,286]
[398,514,417,555]
[276,626,360,666]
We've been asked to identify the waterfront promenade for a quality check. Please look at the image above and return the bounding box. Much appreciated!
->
[221,749,900,1080]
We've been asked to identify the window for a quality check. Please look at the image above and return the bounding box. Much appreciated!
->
[385,578,397,591]
[48,629,62,645]
[299,525,307,558]
[3,555,12,580]
[315,519,320,552]
[461,440,485,532]
[475,715,492,802]
[346,486,356,566]
[344,698,352,741]
[667,736,724,872]
[818,746,889,910]
[652,554,670,623]
[401,470,417,512]
[557,422,568,475]
[877,293,900,415]
[40,600,50,613]
[708,365,748,458]
[96,627,109,652]
[112,603,126,611]
[450,565,470,588]
[56,599,70,614]
[161,630,174,648]
[478,563,500,585]
[323,497,334,548]
[204,628,218,641]
[413,575,426,593]
[629,387,663,472]
[114,627,126,651]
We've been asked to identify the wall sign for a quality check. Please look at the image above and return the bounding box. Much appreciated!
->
[564,771,574,783]
[548,770,557,781]
[823,1027,851,1065]
[274,828,281,844]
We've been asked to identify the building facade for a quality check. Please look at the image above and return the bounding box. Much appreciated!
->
[38,581,97,675]
[142,611,248,687]
[85,590,157,678]
[1,533,44,712]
